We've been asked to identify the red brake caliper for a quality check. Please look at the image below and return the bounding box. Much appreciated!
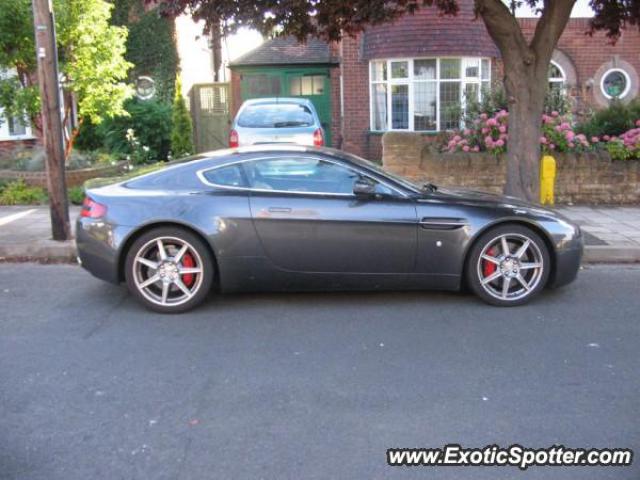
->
[181,253,195,287]
[483,247,497,278]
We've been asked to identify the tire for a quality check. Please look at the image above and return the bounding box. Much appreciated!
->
[465,224,551,307]
[124,227,214,313]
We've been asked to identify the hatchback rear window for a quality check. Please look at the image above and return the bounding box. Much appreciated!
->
[237,104,315,128]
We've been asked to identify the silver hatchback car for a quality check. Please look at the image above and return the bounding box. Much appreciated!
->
[230,97,325,148]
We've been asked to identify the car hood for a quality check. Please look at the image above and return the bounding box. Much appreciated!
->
[435,186,535,207]
[428,186,565,219]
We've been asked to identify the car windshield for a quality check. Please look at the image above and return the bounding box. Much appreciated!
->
[237,103,315,128]
[335,150,424,193]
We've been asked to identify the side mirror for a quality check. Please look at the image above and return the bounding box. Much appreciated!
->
[353,177,376,197]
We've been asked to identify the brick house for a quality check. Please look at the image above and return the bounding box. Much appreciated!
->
[229,1,640,161]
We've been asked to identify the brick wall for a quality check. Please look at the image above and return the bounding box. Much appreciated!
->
[382,132,640,204]
[0,163,124,188]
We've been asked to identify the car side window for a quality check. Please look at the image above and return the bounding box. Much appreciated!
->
[202,164,247,188]
[242,157,392,195]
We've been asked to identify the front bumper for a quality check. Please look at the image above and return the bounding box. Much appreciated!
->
[548,234,584,288]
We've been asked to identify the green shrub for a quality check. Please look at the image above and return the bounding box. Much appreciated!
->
[576,99,640,138]
[464,83,572,127]
[99,98,172,162]
[74,118,105,152]
[170,75,194,158]
[67,186,85,205]
[0,180,47,205]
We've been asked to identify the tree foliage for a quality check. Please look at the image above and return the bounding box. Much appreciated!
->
[153,0,639,41]
[0,0,132,134]
[170,75,194,158]
[112,0,179,103]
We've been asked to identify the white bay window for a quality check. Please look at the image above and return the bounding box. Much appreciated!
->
[370,57,491,132]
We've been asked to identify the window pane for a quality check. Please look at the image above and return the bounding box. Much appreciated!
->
[439,82,461,130]
[414,82,437,131]
[464,83,479,117]
[203,165,246,187]
[8,116,26,136]
[482,80,490,94]
[311,75,325,95]
[481,59,490,80]
[464,83,479,103]
[391,61,409,79]
[603,70,628,98]
[290,77,301,95]
[245,158,358,194]
[237,103,314,128]
[464,58,480,78]
[371,83,388,130]
[391,84,409,129]
[440,59,461,80]
[371,61,387,81]
[301,76,313,95]
[548,63,563,80]
[414,59,436,80]
[246,74,281,96]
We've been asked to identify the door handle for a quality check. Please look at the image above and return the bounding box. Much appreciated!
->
[268,207,292,213]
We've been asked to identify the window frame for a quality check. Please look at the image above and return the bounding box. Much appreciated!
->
[369,57,492,133]
[196,155,409,198]
[600,68,632,100]
[548,60,566,90]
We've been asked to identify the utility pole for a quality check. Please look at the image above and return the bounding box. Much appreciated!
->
[32,0,70,241]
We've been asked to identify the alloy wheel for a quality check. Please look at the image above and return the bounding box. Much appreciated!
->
[476,233,544,302]
[132,236,205,307]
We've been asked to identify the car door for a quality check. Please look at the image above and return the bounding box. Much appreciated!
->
[243,155,418,274]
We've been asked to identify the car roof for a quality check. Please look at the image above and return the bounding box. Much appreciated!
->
[200,145,341,162]
[240,97,314,107]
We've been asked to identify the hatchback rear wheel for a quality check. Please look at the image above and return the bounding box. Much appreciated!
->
[125,227,214,313]
[466,224,550,306]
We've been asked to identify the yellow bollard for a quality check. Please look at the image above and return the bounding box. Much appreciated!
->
[540,155,556,205]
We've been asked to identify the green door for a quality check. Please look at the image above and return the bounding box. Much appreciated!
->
[236,66,333,146]
[284,70,332,146]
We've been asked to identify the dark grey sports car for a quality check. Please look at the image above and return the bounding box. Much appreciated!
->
[76,145,583,313]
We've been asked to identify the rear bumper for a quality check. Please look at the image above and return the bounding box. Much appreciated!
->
[76,218,133,284]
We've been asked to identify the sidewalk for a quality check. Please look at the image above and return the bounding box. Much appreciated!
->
[0,205,639,263]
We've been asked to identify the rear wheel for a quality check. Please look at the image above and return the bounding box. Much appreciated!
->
[125,227,214,313]
[466,224,550,306]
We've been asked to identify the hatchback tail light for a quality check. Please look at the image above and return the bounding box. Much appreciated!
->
[313,128,324,147]
[81,196,107,219]
[229,129,239,148]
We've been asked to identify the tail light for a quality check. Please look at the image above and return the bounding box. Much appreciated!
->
[229,129,239,148]
[313,128,324,147]
[81,196,107,219]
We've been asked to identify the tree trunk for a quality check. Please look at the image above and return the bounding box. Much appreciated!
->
[475,0,575,201]
[503,70,547,202]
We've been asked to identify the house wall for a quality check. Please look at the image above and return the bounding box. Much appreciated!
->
[519,18,640,111]
[337,14,640,162]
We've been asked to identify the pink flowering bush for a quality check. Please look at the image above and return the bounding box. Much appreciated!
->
[605,120,640,160]
[444,111,640,160]
[444,110,509,155]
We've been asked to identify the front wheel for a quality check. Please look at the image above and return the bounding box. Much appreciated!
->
[466,224,551,306]
[125,227,214,313]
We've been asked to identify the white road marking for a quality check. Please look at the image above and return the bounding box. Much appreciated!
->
[0,209,37,227]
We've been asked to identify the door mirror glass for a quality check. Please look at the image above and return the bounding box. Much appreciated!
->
[353,177,377,196]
